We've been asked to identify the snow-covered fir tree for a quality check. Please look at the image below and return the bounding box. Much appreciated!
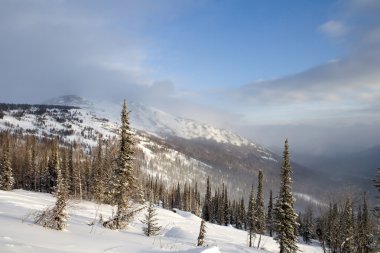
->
[51,143,68,230]
[255,170,265,248]
[274,139,298,253]
[301,207,313,244]
[142,200,161,236]
[202,176,212,222]
[197,219,207,246]
[0,138,14,191]
[248,185,256,247]
[93,134,105,203]
[104,99,139,230]
[341,196,354,253]
[267,189,274,237]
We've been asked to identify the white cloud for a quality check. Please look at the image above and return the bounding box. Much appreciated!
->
[318,20,347,38]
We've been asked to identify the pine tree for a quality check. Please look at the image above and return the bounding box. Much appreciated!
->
[47,142,59,193]
[341,196,354,253]
[267,190,274,237]
[255,170,265,248]
[224,186,230,225]
[51,145,68,230]
[197,219,207,246]
[67,145,74,195]
[274,139,298,253]
[202,176,212,221]
[238,197,246,230]
[93,135,105,203]
[142,201,161,236]
[302,207,313,244]
[248,185,256,247]
[31,140,38,192]
[174,182,181,209]
[104,99,138,229]
[0,138,14,191]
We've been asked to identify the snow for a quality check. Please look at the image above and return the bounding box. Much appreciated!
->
[0,190,324,253]
[44,96,256,147]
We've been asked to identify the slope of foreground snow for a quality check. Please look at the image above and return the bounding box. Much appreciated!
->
[0,190,322,253]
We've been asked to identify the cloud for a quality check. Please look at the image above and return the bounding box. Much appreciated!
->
[232,0,380,109]
[318,20,347,38]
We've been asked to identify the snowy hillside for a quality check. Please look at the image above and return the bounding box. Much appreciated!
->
[0,98,331,205]
[44,95,256,147]
[0,190,323,253]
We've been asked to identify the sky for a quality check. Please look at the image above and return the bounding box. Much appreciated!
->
[0,0,380,155]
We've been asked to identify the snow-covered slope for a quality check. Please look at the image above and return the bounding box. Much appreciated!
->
[0,97,331,205]
[0,190,324,253]
[43,95,254,147]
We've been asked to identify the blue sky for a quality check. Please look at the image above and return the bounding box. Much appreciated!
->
[0,0,379,154]
[145,1,342,91]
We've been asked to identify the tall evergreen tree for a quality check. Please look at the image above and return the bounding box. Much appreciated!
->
[274,139,298,253]
[51,145,68,230]
[340,196,354,253]
[202,176,212,221]
[267,190,274,237]
[104,99,138,229]
[248,185,256,247]
[302,207,313,244]
[47,142,59,193]
[0,138,14,191]
[93,135,105,203]
[224,186,230,225]
[255,170,265,248]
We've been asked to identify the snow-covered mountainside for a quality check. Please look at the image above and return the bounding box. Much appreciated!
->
[0,96,333,205]
[43,95,255,147]
[0,189,324,253]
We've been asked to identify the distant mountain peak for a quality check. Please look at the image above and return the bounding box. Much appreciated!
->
[42,95,254,147]
[43,95,94,108]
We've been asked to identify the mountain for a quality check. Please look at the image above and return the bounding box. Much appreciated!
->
[43,95,254,147]
[0,95,347,207]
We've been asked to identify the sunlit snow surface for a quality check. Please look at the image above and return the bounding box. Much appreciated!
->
[0,190,323,253]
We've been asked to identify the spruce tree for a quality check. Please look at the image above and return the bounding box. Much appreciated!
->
[239,197,246,230]
[0,138,14,191]
[104,99,138,229]
[142,201,161,236]
[341,196,354,253]
[224,187,230,225]
[47,142,59,193]
[255,170,265,248]
[197,219,207,246]
[274,139,298,253]
[302,207,313,244]
[51,145,68,230]
[267,190,274,237]
[93,135,105,203]
[248,185,256,247]
[359,193,372,253]
[202,176,212,221]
